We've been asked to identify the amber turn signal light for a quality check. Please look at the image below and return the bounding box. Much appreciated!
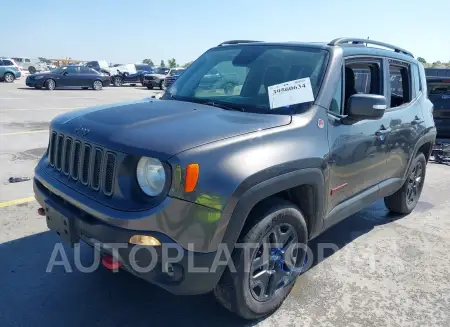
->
[185,163,199,192]
[129,235,161,246]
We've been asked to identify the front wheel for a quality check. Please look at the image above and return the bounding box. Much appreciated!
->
[214,198,308,320]
[384,152,426,214]
[159,80,165,90]
[113,76,122,87]
[92,80,103,90]
[45,79,56,90]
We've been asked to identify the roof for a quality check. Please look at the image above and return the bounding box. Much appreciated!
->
[215,38,417,63]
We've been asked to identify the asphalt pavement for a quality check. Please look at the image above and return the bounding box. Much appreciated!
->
[1,77,450,327]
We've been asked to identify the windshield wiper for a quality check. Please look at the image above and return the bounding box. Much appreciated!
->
[202,101,245,112]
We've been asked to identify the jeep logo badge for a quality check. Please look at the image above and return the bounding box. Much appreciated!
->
[75,126,90,136]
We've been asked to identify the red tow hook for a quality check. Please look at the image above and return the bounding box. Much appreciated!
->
[37,207,45,216]
[102,254,122,270]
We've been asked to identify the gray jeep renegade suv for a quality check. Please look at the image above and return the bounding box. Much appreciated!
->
[34,38,436,319]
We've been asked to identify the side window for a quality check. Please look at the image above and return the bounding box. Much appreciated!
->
[66,66,80,74]
[389,64,411,108]
[80,66,91,74]
[411,64,422,97]
[329,70,343,115]
[0,60,4,66]
[3,60,14,66]
[343,60,382,112]
[25,59,31,63]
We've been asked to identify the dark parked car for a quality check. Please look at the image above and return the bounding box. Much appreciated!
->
[142,66,170,89]
[26,66,110,90]
[162,68,186,89]
[427,77,450,138]
[34,38,435,320]
[111,64,153,87]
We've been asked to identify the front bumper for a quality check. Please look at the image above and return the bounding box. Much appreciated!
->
[33,170,227,295]
[26,77,45,87]
[142,79,161,87]
[14,71,22,79]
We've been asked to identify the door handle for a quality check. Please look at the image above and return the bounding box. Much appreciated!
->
[411,116,424,125]
[376,125,391,135]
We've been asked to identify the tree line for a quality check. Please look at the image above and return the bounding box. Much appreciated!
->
[417,57,450,69]
[142,58,193,68]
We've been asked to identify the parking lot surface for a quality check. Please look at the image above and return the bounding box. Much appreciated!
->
[1,78,450,327]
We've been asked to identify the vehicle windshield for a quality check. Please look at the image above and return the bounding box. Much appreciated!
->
[164,45,329,114]
[154,67,170,75]
[51,67,67,73]
[170,69,185,76]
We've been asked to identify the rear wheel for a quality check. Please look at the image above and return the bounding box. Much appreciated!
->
[28,66,37,74]
[92,80,103,90]
[4,73,14,83]
[214,198,307,320]
[384,153,426,214]
[45,79,56,90]
[147,85,153,90]
[159,80,164,90]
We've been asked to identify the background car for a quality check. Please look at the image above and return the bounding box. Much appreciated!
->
[427,77,450,138]
[110,63,153,86]
[162,67,186,89]
[26,65,110,90]
[0,58,22,82]
[142,66,171,89]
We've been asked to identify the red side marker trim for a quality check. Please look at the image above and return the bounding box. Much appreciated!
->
[330,183,348,196]
[102,255,122,270]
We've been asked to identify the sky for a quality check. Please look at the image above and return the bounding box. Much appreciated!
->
[5,0,450,65]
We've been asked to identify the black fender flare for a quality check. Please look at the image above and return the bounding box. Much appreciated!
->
[402,130,436,181]
[221,168,325,252]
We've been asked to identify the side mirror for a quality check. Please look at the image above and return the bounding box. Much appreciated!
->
[347,94,387,121]
[62,71,68,76]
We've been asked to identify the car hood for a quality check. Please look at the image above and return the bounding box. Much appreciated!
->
[51,98,291,159]
[146,73,166,78]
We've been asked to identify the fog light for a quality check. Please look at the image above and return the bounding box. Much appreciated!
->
[129,235,161,246]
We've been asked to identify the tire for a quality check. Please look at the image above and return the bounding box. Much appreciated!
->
[147,85,153,90]
[130,83,136,87]
[224,82,235,95]
[214,198,308,320]
[45,79,56,90]
[4,73,15,83]
[384,153,426,214]
[159,80,164,90]
[28,66,37,74]
[92,80,103,90]
[113,76,122,87]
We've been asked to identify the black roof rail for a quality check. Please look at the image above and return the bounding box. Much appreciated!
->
[217,40,261,46]
[328,37,414,57]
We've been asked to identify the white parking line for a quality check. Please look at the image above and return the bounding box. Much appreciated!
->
[0,107,84,112]
[0,130,47,136]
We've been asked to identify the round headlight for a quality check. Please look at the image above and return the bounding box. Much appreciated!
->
[136,157,166,196]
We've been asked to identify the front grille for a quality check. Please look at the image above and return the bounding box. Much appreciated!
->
[48,131,117,196]
[144,76,155,81]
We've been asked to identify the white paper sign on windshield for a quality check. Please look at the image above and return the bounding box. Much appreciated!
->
[268,77,314,109]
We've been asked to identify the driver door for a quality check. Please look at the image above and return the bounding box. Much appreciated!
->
[59,66,81,87]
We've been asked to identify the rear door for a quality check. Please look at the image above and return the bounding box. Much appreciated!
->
[380,59,424,185]
[427,77,450,138]
[79,66,97,86]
